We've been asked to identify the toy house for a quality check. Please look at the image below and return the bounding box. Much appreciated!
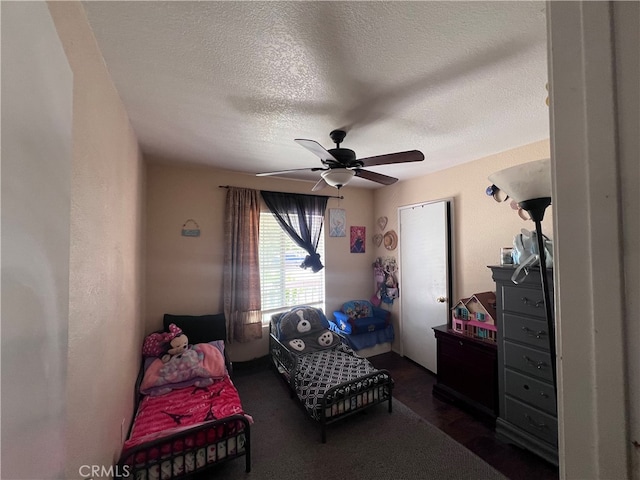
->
[450,291,497,341]
[451,298,470,333]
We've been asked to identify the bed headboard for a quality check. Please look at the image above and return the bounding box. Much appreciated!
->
[163,313,227,344]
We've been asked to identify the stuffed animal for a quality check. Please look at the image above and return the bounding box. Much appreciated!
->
[278,307,338,353]
[142,323,190,362]
[279,308,325,339]
[162,333,189,363]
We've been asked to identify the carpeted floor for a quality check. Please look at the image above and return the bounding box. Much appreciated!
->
[198,362,507,480]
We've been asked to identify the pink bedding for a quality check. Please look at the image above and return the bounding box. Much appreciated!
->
[140,343,227,396]
[122,375,250,458]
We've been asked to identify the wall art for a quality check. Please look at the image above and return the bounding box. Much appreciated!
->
[329,208,346,237]
[383,230,398,250]
[181,219,201,237]
[350,226,366,253]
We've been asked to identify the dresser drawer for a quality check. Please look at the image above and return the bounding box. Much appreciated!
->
[438,335,496,395]
[502,285,549,319]
[504,397,558,446]
[502,314,550,350]
[505,369,556,415]
[504,342,553,382]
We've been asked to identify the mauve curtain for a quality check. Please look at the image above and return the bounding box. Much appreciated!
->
[223,187,262,343]
[260,191,328,272]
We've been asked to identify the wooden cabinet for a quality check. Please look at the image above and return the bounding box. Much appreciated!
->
[432,325,498,418]
[490,266,558,466]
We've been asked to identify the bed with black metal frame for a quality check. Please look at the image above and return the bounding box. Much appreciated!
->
[116,314,251,480]
[269,306,394,443]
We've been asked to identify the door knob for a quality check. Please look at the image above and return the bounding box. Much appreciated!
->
[436,296,446,303]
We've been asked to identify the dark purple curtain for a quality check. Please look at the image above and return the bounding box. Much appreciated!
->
[260,191,328,272]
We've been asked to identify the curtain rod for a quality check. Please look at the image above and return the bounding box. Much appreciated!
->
[218,185,343,200]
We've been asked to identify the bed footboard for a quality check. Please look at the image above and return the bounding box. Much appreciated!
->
[319,369,393,443]
[116,414,251,480]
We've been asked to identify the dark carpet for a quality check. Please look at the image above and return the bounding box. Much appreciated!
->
[198,361,507,480]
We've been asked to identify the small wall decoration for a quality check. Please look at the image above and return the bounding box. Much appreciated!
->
[329,208,346,237]
[350,226,366,253]
[181,219,201,237]
[372,233,383,247]
[377,216,388,231]
[383,230,398,250]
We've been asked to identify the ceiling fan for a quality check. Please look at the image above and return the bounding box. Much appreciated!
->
[257,130,425,191]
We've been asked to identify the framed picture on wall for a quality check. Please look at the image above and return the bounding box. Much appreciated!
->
[350,226,366,253]
[329,208,346,237]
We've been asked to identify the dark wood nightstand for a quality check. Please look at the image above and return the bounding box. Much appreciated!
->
[432,325,498,418]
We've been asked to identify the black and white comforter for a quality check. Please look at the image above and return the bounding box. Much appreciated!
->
[294,344,380,420]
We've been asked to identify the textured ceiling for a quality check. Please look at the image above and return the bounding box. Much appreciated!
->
[83,1,549,188]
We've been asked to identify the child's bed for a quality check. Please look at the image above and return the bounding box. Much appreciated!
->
[269,306,394,443]
[116,314,252,480]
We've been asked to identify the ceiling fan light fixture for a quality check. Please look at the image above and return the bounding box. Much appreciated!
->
[321,169,355,188]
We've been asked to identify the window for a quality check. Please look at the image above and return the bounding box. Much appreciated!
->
[259,212,325,322]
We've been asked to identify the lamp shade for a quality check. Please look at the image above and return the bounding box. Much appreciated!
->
[321,168,355,188]
[488,158,551,203]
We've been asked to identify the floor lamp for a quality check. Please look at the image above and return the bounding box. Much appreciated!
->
[488,158,556,391]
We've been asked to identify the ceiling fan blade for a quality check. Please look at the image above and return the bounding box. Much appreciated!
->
[358,150,424,167]
[311,177,328,192]
[294,139,338,163]
[354,169,398,185]
[257,167,325,177]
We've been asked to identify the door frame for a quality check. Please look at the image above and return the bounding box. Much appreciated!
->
[397,197,455,361]
[547,2,632,477]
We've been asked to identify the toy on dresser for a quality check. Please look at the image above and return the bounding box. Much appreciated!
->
[451,291,497,341]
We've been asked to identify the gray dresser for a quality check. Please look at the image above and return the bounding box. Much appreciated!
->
[490,266,558,466]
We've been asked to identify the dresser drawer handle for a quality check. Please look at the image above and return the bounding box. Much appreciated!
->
[523,355,548,369]
[521,296,544,308]
[521,326,547,338]
[522,384,550,399]
[525,414,548,430]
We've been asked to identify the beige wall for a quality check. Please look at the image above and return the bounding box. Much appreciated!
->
[147,141,550,360]
[372,140,551,350]
[48,2,146,477]
[2,3,72,478]
[145,162,374,361]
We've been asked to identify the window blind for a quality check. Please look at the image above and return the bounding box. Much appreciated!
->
[259,212,325,319]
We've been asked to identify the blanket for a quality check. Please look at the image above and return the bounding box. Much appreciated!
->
[294,343,381,419]
[123,376,249,456]
[140,343,227,396]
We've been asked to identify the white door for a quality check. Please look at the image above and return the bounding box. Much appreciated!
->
[399,200,451,373]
